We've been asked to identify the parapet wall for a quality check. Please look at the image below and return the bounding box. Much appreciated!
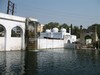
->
[37,38,64,49]
[0,37,23,51]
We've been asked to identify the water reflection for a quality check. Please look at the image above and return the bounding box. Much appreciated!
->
[0,51,25,75]
[24,51,38,75]
[75,49,100,75]
[0,49,100,75]
[37,49,100,75]
[0,52,6,75]
[37,49,78,75]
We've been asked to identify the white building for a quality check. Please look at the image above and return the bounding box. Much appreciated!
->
[40,28,76,43]
[0,13,77,50]
[37,28,77,49]
[0,13,38,51]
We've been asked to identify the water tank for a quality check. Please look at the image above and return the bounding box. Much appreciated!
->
[60,28,66,32]
[46,29,51,33]
[52,28,58,32]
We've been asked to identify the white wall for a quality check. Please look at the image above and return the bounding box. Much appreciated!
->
[0,37,5,51]
[64,35,76,43]
[38,34,77,49]
[10,38,22,50]
[52,32,63,39]
[0,14,25,51]
[40,32,64,39]
[37,38,64,49]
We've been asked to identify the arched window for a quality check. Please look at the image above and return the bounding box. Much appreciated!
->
[85,35,92,40]
[11,26,22,37]
[0,24,6,37]
[85,35,92,45]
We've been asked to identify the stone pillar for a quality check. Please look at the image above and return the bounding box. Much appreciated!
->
[80,25,85,45]
[25,18,38,50]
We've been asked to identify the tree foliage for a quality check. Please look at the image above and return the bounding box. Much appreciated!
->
[43,22,60,32]
[43,22,100,39]
[43,22,80,38]
[87,24,100,39]
[72,26,80,38]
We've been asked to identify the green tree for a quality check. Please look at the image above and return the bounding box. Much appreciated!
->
[43,22,60,32]
[72,26,80,38]
[87,24,100,39]
[43,22,80,38]
[59,23,69,32]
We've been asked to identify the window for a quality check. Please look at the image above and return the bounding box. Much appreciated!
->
[11,26,22,37]
[0,24,6,37]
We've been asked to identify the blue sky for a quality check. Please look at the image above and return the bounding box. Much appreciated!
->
[0,0,100,28]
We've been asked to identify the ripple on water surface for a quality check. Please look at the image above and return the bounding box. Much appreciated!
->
[0,49,100,75]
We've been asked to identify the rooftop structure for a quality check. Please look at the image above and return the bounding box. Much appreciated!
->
[40,28,76,43]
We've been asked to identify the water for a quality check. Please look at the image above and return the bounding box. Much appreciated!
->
[0,49,100,75]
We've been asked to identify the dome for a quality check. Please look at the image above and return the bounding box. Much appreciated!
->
[52,28,58,32]
[60,28,66,32]
[46,29,51,33]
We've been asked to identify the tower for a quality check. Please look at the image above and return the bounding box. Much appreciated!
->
[93,26,98,43]
[80,25,85,45]
[7,0,15,15]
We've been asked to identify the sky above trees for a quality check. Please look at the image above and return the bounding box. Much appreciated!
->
[0,0,100,28]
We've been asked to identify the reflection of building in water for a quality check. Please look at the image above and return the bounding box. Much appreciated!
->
[0,52,6,75]
[24,51,38,75]
[0,51,25,75]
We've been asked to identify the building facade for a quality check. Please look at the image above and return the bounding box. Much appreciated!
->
[0,13,38,51]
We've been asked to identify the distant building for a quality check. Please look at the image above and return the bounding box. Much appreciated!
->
[80,25,98,45]
[40,28,76,43]
[36,24,44,33]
